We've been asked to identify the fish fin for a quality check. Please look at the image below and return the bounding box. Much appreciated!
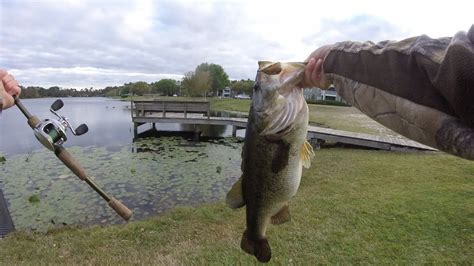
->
[226,177,245,209]
[259,61,282,75]
[279,62,305,87]
[271,204,291,225]
[300,140,315,168]
[241,230,272,263]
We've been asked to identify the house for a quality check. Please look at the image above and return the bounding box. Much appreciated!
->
[221,87,231,98]
[322,87,338,101]
[304,86,346,103]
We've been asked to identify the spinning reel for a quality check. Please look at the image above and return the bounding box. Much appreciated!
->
[34,99,89,151]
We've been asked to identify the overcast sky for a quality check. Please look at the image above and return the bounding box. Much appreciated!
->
[1,0,472,89]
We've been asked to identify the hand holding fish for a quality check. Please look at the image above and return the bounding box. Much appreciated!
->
[303,45,333,89]
[0,69,21,110]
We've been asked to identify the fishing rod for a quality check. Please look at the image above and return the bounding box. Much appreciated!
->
[14,96,132,221]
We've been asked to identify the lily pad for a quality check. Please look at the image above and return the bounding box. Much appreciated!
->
[28,195,40,204]
[0,136,243,232]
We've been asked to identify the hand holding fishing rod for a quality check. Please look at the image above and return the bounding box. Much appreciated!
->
[14,96,133,221]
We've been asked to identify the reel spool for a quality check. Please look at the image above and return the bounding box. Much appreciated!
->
[33,99,88,151]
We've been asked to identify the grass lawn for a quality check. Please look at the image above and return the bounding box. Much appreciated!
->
[307,104,401,137]
[1,149,472,264]
[209,98,400,136]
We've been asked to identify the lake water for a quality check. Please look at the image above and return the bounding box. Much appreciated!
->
[0,97,245,156]
[0,97,245,231]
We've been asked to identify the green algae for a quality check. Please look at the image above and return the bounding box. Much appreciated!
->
[0,137,243,232]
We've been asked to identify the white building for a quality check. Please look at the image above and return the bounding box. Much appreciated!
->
[304,87,346,103]
[221,87,231,98]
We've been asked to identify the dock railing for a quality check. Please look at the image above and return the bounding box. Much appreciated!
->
[131,100,210,119]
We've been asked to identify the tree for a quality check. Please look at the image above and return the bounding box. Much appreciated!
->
[195,63,230,96]
[181,70,211,97]
[230,79,254,96]
[151,79,179,96]
[119,82,150,96]
[120,83,132,95]
[104,86,120,97]
[20,86,42,98]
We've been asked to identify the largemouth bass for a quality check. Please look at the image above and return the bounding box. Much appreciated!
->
[226,61,314,262]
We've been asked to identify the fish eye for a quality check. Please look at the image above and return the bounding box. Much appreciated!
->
[253,83,260,91]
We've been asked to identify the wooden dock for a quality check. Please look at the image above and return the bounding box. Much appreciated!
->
[131,100,436,151]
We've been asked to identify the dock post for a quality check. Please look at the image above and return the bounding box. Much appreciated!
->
[133,122,138,138]
[193,124,200,141]
[232,126,237,137]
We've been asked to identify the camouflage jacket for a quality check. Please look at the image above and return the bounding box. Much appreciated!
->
[324,25,474,160]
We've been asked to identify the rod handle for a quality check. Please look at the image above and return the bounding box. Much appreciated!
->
[28,116,41,129]
[109,197,133,221]
[55,146,87,180]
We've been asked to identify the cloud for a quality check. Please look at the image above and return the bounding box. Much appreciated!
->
[1,0,262,88]
[303,15,409,46]
[1,0,471,89]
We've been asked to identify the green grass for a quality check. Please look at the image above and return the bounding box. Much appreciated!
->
[209,98,251,113]
[307,104,399,136]
[209,98,397,136]
[1,149,472,264]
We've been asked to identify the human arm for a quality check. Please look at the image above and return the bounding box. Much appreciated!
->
[0,69,21,110]
[304,25,474,160]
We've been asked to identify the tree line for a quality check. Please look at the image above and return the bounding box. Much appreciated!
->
[20,63,255,99]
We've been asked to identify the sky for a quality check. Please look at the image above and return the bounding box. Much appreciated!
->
[1,0,472,89]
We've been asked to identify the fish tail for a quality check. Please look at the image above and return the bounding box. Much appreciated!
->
[241,230,272,263]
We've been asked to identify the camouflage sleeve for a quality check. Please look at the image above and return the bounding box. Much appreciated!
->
[323,25,474,160]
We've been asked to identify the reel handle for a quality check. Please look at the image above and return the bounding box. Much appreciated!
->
[51,99,64,111]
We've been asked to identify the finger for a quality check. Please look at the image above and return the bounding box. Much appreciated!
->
[315,58,324,79]
[4,77,19,90]
[303,58,316,87]
[2,73,14,84]
[2,75,18,91]
[311,59,322,86]
[5,79,21,96]
[3,75,20,95]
